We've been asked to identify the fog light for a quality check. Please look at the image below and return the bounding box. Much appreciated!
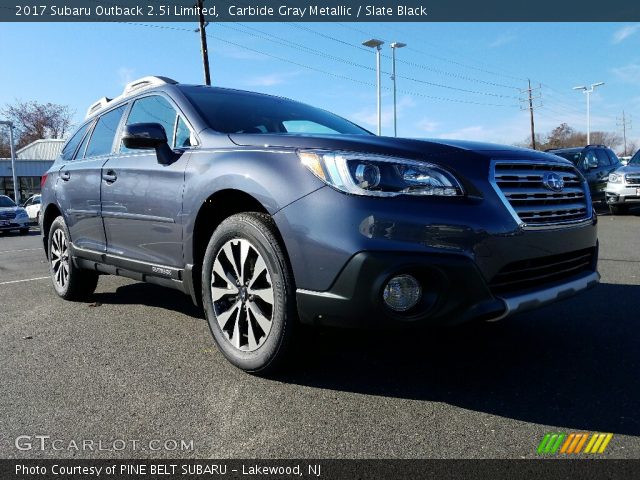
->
[383,274,421,312]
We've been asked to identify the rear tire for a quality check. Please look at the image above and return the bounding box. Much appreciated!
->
[609,204,629,215]
[201,212,295,374]
[48,216,99,300]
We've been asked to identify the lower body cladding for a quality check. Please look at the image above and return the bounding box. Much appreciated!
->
[275,186,600,328]
[296,249,599,327]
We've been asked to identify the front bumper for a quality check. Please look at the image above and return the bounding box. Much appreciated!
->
[605,183,640,205]
[0,218,29,231]
[296,250,599,327]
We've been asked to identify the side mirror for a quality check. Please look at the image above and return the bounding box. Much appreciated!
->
[122,123,177,165]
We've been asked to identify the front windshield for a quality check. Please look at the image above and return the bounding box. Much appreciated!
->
[183,88,370,136]
[630,150,640,165]
[0,196,16,208]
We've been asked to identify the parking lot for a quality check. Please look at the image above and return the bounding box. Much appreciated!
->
[0,206,638,459]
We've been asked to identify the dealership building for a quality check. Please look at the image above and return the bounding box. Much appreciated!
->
[0,139,61,202]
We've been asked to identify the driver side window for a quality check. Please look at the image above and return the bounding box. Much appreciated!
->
[121,95,177,153]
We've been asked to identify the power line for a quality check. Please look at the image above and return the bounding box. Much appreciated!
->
[120,22,516,108]
[219,23,520,100]
[288,23,522,91]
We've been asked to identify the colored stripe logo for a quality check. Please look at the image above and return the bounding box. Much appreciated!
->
[537,432,613,454]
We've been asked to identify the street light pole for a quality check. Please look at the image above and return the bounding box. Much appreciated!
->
[362,39,384,136]
[573,82,605,145]
[0,120,19,204]
[390,42,407,137]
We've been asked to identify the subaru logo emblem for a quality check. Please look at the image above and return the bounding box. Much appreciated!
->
[543,172,564,192]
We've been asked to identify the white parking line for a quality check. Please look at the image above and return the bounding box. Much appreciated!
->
[0,248,42,254]
[0,276,49,285]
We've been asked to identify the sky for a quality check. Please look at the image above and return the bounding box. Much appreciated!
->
[1,22,639,149]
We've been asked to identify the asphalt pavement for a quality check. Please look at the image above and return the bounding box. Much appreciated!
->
[0,207,639,459]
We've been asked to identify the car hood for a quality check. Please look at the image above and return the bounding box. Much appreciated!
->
[227,133,567,163]
[615,164,640,174]
[0,206,20,213]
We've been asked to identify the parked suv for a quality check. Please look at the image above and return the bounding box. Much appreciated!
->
[40,76,600,373]
[605,148,640,214]
[547,145,621,201]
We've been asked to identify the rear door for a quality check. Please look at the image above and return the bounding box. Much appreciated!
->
[101,94,196,268]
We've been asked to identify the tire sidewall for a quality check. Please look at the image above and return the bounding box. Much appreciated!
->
[202,214,292,372]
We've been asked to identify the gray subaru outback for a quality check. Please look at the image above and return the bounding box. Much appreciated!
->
[40,76,600,373]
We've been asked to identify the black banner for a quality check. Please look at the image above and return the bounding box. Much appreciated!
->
[1,459,639,480]
[0,0,639,22]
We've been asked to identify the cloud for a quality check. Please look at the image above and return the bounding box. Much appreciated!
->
[612,24,640,44]
[352,95,416,130]
[417,118,440,133]
[612,63,640,83]
[117,67,135,87]
[489,32,516,48]
[243,71,303,87]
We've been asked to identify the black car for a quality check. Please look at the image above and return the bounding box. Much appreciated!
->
[547,145,621,201]
[39,76,600,373]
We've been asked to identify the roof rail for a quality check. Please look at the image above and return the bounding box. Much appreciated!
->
[585,144,607,148]
[122,76,178,97]
[85,97,112,119]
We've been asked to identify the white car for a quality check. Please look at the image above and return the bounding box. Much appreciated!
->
[605,150,640,214]
[22,194,41,223]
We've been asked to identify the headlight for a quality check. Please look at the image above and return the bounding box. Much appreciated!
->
[298,150,464,197]
[608,173,623,183]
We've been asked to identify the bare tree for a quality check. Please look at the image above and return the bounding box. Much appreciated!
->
[589,131,622,150]
[1,100,74,150]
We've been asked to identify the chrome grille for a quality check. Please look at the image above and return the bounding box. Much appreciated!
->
[625,174,640,186]
[0,210,17,221]
[493,162,589,226]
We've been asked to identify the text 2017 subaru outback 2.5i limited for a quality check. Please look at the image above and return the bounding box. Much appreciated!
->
[40,76,600,373]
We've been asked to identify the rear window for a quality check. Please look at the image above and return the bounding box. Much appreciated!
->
[85,106,126,158]
[60,123,90,161]
[182,88,369,135]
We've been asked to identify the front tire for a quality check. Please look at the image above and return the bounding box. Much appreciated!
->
[48,216,99,300]
[201,212,295,374]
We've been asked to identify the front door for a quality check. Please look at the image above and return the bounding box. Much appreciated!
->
[101,94,195,268]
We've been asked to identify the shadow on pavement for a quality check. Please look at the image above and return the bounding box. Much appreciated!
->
[92,282,203,319]
[281,282,640,437]
[89,269,640,436]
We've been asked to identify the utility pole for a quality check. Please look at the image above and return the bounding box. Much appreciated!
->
[0,121,18,204]
[362,39,384,136]
[390,42,406,137]
[196,0,211,85]
[573,82,605,145]
[520,80,541,150]
[617,110,632,156]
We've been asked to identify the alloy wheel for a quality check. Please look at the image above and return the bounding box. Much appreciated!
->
[50,228,69,289]
[211,238,275,351]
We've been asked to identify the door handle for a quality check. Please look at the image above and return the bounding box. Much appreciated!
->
[60,171,70,181]
[102,171,117,183]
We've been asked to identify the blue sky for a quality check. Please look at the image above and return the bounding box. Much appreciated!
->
[1,22,639,147]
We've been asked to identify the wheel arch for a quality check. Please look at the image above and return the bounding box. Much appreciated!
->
[41,203,63,258]
[189,189,289,307]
